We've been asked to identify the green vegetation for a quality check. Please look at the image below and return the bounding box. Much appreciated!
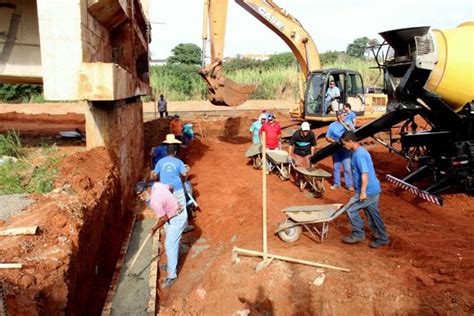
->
[150,63,205,100]
[167,43,202,65]
[0,83,43,103]
[2,41,382,103]
[0,130,24,158]
[0,133,63,195]
[150,49,382,101]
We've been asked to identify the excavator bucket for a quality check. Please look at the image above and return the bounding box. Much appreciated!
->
[199,61,257,107]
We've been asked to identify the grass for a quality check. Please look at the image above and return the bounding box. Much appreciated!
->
[0,130,25,158]
[0,134,63,195]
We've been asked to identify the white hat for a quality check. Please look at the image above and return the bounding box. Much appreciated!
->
[301,122,310,131]
[162,134,182,144]
[258,114,267,121]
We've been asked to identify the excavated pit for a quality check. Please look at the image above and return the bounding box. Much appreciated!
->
[1,108,473,314]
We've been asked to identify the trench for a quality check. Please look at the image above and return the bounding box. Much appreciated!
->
[0,108,249,315]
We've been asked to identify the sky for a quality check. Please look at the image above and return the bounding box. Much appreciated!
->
[148,0,474,60]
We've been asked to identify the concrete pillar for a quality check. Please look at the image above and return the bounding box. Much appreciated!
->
[85,97,144,210]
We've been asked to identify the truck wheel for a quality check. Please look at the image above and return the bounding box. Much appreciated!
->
[277,220,302,243]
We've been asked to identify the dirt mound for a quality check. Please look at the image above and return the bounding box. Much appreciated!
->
[0,147,131,315]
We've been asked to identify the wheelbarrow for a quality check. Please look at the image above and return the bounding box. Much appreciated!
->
[266,150,290,181]
[289,164,331,197]
[275,203,347,243]
[245,143,263,169]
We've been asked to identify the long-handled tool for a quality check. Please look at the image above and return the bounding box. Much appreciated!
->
[126,221,158,276]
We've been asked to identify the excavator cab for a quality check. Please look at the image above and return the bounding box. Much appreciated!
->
[304,69,366,121]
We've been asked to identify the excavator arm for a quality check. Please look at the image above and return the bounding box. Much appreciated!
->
[200,0,321,107]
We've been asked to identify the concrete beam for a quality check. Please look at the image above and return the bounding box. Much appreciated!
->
[0,1,42,83]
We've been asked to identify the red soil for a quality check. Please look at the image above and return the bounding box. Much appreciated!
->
[0,112,85,137]
[0,148,130,315]
[153,113,474,314]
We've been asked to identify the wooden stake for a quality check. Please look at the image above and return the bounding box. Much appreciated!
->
[0,263,22,269]
[233,247,350,272]
[0,226,38,236]
[261,131,268,262]
[198,120,204,139]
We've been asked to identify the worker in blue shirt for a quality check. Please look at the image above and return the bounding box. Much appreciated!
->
[343,103,356,131]
[248,114,266,144]
[339,131,389,248]
[326,110,353,191]
[151,144,168,169]
[153,134,195,233]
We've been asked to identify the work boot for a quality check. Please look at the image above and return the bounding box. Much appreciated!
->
[162,277,177,289]
[183,224,195,234]
[341,234,365,244]
[369,239,390,248]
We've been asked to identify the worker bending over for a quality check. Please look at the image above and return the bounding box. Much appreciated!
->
[339,131,390,248]
[135,181,187,288]
[152,136,194,232]
[288,121,316,168]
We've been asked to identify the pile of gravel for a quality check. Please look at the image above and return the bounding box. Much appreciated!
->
[0,194,33,222]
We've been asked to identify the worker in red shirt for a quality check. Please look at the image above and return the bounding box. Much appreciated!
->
[259,114,281,150]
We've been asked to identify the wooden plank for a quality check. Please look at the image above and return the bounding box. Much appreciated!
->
[0,226,38,236]
[0,263,22,269]
[233,247,350,272]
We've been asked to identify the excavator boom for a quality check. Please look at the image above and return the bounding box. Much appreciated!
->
[200,0,257,107]
[200,0,321,107]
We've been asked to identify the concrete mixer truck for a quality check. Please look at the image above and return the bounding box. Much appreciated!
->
[310,22,474,206]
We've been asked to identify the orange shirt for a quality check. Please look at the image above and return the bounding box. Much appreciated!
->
[170,119,183,136]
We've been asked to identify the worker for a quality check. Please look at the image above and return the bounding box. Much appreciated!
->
[339,131,390,248]
[324,80,340,114]
[288,121,316,168]
[182,123,195,147]
[157,94,168,118]
[343,103,356,130]
[259,114,281,150]
[150,143,168,170]
[135,180,187,288]
[326,110,353,191]
[152,135,194,233]
[169,114,183,141]
[249,114,266,144]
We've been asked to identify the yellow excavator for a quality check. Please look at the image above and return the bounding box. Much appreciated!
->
[199,0,387,122]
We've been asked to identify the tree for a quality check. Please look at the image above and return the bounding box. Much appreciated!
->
[167,43,202,65]
[346,37,370,58]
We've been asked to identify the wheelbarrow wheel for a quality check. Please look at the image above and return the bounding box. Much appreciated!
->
[277,219,302,243]
[279,167,290,181]
[253,156,262,169]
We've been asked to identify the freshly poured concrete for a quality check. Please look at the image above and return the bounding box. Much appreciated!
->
[111,219,155,315]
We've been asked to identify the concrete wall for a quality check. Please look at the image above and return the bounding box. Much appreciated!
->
[85,98,144,211]
[0,0,42,83]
